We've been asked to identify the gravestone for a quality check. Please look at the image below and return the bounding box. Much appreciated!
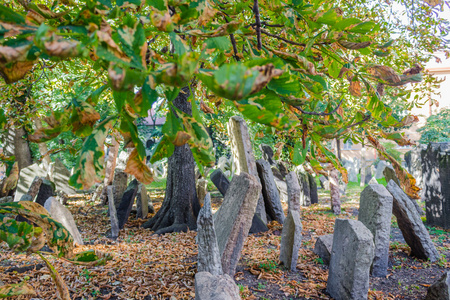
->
[308,173,319,204]
[52,159,76,195]
[425,271,450,300]
[217,156,231,172]
[256,159,285,224]
[107,186,119,239]
[227,116,267,224]
[280,172,302,271]
[327,219,374,300]
[330,169,341,215]
[113,171,128,208]
[405,145,426,189]
[272,167,288,203]
[313,234,333,265]
[259,143,275,165]
[136,184,149,219]
[297,172,311,206]
[27,177,46,200]
[375,160,390,179]
[195,272,241,300]
[34,179,55,206]
[44,197,84,245]
[358,184,393,277]
[117,179,139,229]
[364,165,373,185]
[386,180,439,261]
[196,178,208,207]
[197,193,223,275]
[214,172,261,276]
[368,177,378,185]
[319,176,329,190]
[14,164,47,202]
[421,142,450,229]
[343,158,360,183]
[211,169,230,196]
[383,165,400,186]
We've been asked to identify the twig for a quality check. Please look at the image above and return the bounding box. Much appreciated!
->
[222,15,240,61]
[260,29,306,47]
[252,0,262,50]
[294,97,344,116]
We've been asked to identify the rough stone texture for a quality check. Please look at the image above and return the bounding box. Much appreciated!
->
[211,169,230,197]
[20,194,32,201]
[308,173,319,204]
[34,179,55,206]
[364,165,373,185]
[330,169,341,215]
[383,165,400,186]
[227,116,267,224]
[52,159,77,195]
[327,219,374,300]
[112,171,128,208]
[197,193,223,276]
[319,176,330,190]
[0,196,13,203]
[272,167,288,203]
[14,164,47,202]
[107,186,119,239]
[375,160,390,179]
[313,234,333,265]
[194,272,241,300]
[421,142,450,229]
[26,177,46,200]
[386,180,439,261]
[298,172,311,206]
[136,184,149,219]
[368,177,378,185]
[405,145,426,189]
[358,184,393,277]
[256,159,285,224]
[248,214,269,234]
[280,210,302,271]
[259,143,275,165]
[214,173,261,276]
[286,172,301,213]
[196,178,208,207]
[117,179,139,229]
[425,271,450,300]
[44,197,84,245]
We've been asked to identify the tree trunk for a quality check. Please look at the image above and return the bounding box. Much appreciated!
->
[142,86,200,234]
[14,126,32,170]
[329,168,341,215]
[35,119,51,171]
[335,138,341,160]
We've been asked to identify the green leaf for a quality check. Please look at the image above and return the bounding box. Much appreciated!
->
[205,36,232,51]
[86,85,108,106]
[348,21,376,33]
[0,5,26,24]
[146,0,166,11]
[150,135,175,163]
[169,31,188,56]
[0,108,6,129]
[316,9,338,25]
[333,17,361,30]
[292,141,308,165]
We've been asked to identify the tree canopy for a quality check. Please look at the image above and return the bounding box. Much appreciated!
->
[0,0,449,199]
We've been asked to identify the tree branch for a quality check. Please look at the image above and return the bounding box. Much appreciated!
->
[222,15,240,61]
[252,0,262,50]
[294,97,344,116]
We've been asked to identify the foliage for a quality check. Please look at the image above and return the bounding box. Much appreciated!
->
[381,142,402,163]
[418,108,450,143]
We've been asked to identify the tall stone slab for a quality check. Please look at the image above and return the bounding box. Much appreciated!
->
[14,164,47,202]
[259,143,275,165]
[27,177,46,200]
[112,171,128,208]
[297,172,311,206]
[425,271,450,300]
[136,184,149,219]
[313,234,333,265]
[34,179,55,206]
[358,184,393,277]
[44,197,84,245]
[421,142,450,229]
[210,169,230,196]
[272,167,288,203]
[327,219,374,300]
[286,172,301,212]
[117,179,139,229]
[308,173,318,204]
[330,169,341,214]
[52,159,76,195]
[227,116,267,224]
[197,193,223,275]
[256,159,285,224]
[375,160,390,179]
[386,180,439,261]
[405,145,426,189]
[214,173,261,276]
[383,165,400,186]
[107,186,119,239]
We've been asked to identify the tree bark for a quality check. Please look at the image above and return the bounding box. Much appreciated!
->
[142,86,200,234]
[35,119,51,170]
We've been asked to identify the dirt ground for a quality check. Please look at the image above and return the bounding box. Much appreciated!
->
[1,186,449,299]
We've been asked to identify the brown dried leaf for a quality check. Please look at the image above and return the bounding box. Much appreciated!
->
[368,65,401,84]
[44,40,79,58]
[0,60,36,84]
[200,99,215,114]
[349,80,362,97]
[124,148,154,184]
[172,131,192,146]
[338,40,372,50]
[250,64,284,94]
[1,162,18,197]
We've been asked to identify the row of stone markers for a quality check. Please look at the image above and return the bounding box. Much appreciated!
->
[313,180,440,299]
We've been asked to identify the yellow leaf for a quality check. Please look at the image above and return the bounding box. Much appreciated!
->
[124,148,154,184]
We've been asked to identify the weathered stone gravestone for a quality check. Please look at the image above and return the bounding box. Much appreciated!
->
[405,145,426,189]
[308,173,318,204]
[364,165,373,185]
[33,179,55,206]
[313,234,333,265]
[256,159,285,224]
[343,158,360,183]
[52,159,76,195]
[210,169,230,196]
[117,179,139,229]
[112,171,128,208]
[375,160,390,179]
[106,186,119,239]
[136,184,150,219]
[259,143,275,165]
[297,171,311,206]
[14,164,47,202]
[197,193,222,275]
[195,272,241,300]
[358,184,393,277]
[330,169,341,215]
[368,177,378,185]
[272,166,288,203]
[383,165,400,186]
[280,172,302,271]
[214,173,261,276]
[421,142,450,229]
[386,180,439,261]
[196,178,208,207]
[227,116,267,224]
[425,271,450,300]
[327,219,374,300]
[44,197,84,245]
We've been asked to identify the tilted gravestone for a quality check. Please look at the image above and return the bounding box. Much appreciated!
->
[195,272,241,300]
[358,184,393,277]
[14,164,47,202]
[405,145,426,189]
[52,158,76,195]
[308,173,318,204]
[117,179,139,229]
[327,219,374,300]
[44,197,84,245]
[421,143,450,229]
[386,180,439,261]
[259,143,275,165]
[197,193,223,276]
[271,166,288,203]
[210,169,230,196]
[313,234,333,265]
[112,171,128,208]
[34,179,55,206]
[256,159,285,224]
[27,177,46,200]
[214,172,261,276]
[425,271,450,300]
[227,116,267,224]
[280,172,302,271]
[136,184,149,219]
[106,186,119,239]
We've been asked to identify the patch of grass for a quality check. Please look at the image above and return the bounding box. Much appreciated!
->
[147,178,167,190]
[259,259,278,272]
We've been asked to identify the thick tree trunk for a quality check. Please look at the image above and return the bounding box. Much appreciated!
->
[142,86,200,234]
[14,127,32,170]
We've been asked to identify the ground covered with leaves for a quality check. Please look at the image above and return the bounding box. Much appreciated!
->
[1,186,449,299]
